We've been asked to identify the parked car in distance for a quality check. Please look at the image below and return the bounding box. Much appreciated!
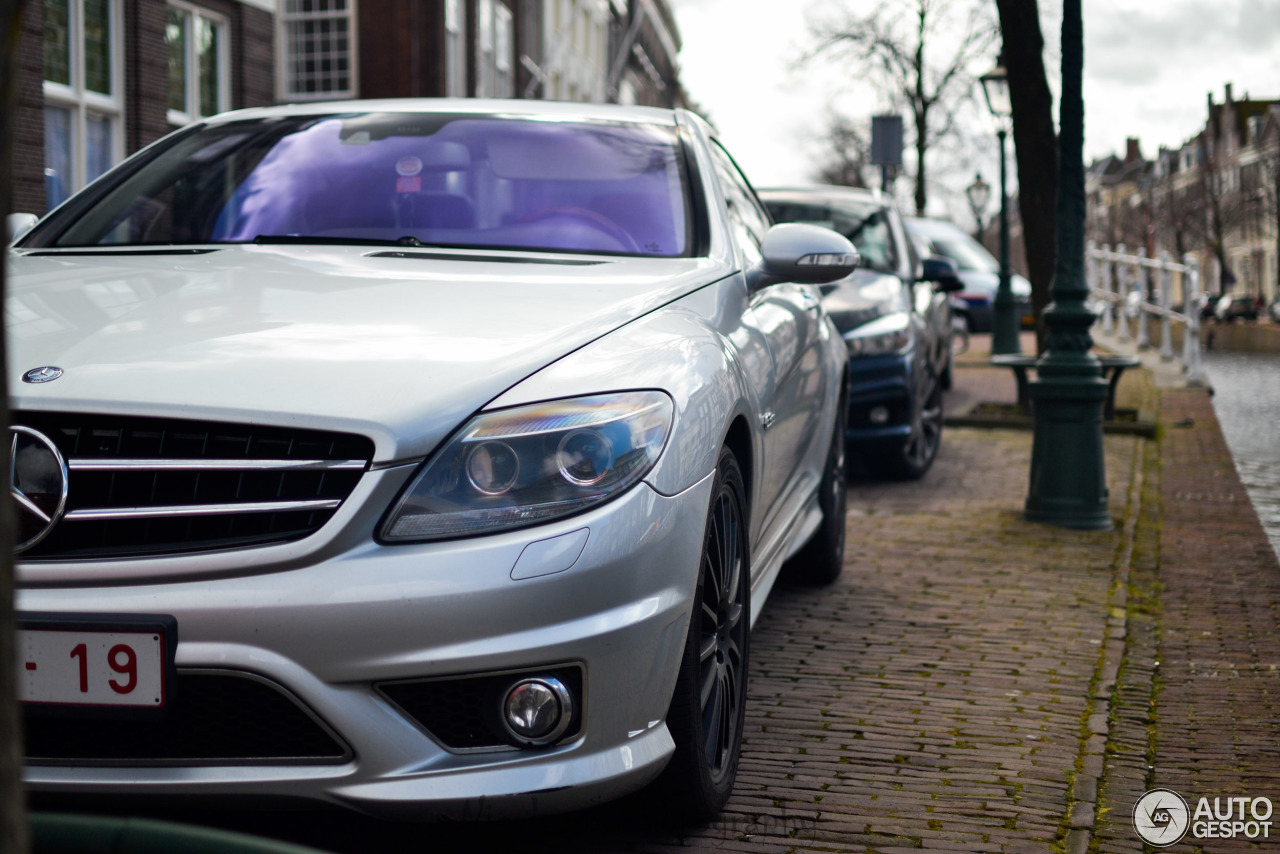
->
[1269,299,1280,324]
[1214,294,1259,322]
[9,99,859,822]
[760,186,959,480]
[905,216,1033,333]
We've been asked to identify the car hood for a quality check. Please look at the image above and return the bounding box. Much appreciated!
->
[954,270,1032,299]
[818,269,910,334]
[7,245,724,462]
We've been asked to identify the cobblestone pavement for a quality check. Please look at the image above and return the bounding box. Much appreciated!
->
[69,352,1280,854]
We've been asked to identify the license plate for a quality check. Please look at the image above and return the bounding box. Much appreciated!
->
[17,614,176,711]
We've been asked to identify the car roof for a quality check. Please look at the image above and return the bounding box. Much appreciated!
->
[201,98,682,128]
[757,185,891,206]
[903,216,967,237]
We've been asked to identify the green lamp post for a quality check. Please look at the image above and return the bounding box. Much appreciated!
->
[979,59,1021,356]
[1024,0,1112,530]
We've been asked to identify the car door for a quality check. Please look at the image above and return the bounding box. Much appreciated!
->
[708,141,828,549]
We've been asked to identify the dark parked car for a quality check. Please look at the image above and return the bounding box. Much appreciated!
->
[905,216,1033,332]
[1214,294,1259,322]
[761,186,960,480]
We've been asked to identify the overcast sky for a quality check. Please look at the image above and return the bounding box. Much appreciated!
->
[669,0,1280,224]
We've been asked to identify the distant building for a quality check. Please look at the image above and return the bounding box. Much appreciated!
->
[9,0,684,219]
[1085,84,1280,303]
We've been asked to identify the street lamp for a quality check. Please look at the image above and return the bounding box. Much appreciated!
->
[1023,0,1113,530]
[966,173,991,241]
[979,58,1020,355]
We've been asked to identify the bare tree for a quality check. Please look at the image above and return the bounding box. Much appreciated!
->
[1,2,29,853]
[1200,136,1248,295]
[811,111,871,188]
[1258,143,1280,300]
[994,0,1056,352]
[1152,173,1206,259]
[803,0,998,215]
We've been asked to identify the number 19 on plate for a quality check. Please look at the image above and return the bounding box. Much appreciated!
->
[17,628,167,708]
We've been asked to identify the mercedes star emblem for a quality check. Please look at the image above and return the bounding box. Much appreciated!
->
[22,366,63,384]
[10,426,69,552]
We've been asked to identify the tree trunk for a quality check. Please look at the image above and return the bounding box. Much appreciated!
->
[912,6,927,215]
[914,103,928,214]
[994,0,1057,353]
[1,3,30,854]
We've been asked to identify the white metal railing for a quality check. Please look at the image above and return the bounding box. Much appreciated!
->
[1086,241,1206,384]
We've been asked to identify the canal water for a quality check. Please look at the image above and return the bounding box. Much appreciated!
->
[1202,350,1280,558]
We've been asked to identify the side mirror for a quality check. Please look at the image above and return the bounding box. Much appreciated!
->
[7,213,38,245]
[747,223,860,292]
[919,255,963,293]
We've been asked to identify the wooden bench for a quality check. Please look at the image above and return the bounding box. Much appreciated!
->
[990,353,1141,420]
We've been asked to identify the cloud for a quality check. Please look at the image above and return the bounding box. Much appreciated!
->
[1236,0,1280,49]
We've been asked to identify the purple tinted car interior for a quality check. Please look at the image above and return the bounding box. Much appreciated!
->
[49,114,691,257]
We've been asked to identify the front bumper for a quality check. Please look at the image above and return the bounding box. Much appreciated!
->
[844,353,915,442]
[18,471,715,820]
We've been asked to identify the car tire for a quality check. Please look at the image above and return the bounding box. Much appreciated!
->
[868,370,943,481]
[655,446,750,823]
[939,353,954,391]
[787,376,848,585]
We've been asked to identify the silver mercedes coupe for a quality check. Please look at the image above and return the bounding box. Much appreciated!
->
[9,99,855,821]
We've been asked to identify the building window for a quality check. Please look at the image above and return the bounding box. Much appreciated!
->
[281,0,355,99]
[475,0,513,99]
[476,0,494,97]
[494,3,513,98]
[444,0,467,97]
[166,3,228,126]
[43,0,122,210]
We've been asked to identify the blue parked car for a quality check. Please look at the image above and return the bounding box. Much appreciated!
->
[761,186,960,479]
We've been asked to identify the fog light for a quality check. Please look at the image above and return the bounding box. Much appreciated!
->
[869,406,890,425]
[501,677,573,747]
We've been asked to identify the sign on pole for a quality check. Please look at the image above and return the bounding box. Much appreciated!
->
[870,115,904,191]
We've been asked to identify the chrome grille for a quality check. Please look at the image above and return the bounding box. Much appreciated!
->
[15,412,374,559]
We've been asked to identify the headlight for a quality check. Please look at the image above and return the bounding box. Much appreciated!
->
[844,312,914,357]
[381,391,673,542]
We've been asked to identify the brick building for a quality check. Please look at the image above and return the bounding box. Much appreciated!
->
[9,0,683,219]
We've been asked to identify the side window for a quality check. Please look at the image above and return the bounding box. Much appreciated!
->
[709,140,771,264]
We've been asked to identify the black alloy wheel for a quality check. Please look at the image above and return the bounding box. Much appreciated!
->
[656,446,750,823]
[869,368,943,480]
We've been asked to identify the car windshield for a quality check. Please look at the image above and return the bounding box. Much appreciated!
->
[42,113,692,257]
[908,224,999,274]
[763,197,897,273]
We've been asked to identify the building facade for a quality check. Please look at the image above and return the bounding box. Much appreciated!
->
[9,0,683,219]
[1085,84,1280,304]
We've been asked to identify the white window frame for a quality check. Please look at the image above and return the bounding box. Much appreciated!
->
[476,0,494,98]
[444,0,467,97]
[43,0,124,203]
[278,0,358,101]
[166,2,230,127]
[493,3,513,98]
